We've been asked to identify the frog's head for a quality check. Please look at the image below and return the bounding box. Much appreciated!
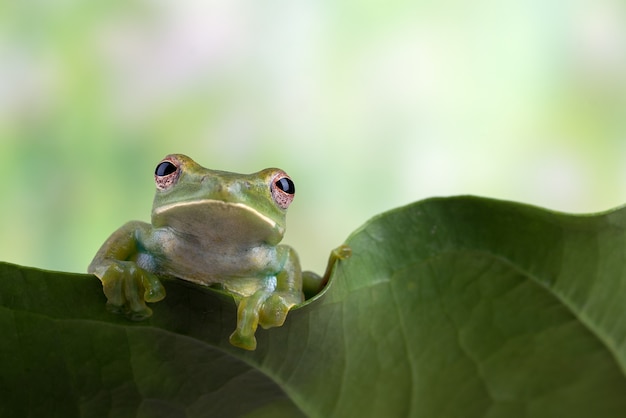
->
[151,154,295,246]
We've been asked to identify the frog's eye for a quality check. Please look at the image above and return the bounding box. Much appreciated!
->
[156,161,177,177]
[271,172,295,209]
[155,159,180,190]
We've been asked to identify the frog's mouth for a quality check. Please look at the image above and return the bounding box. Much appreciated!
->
[152,199,284,244]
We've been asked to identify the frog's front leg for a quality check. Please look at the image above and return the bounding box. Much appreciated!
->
[88,221,166,320]
[229,245,303,350]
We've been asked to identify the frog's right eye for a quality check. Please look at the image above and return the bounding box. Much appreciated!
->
[155,159,180,190]
[155,161,177,176]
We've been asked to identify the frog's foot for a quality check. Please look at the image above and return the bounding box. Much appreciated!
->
[94,260,166,321]
[229,293,262,350]
[331,244,353,261]
[258,292,300,329]
[303,244,353,298]
[229,328,257,351]
[229,290,301,350]
[302,271,324,300]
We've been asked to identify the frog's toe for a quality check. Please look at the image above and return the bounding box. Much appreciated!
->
[97,261,162,321]
[229,330,257,351]
[333,244,353,260]
[105,302,124,315]
[101,267,125,307]
[259,308,288,329]
[141,272,166,302]
[127,306,153,321]
[258,294,292,329]
[104,300,152,320]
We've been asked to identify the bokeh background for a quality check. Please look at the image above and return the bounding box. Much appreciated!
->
[1,0,625,274]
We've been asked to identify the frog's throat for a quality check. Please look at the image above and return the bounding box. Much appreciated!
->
[153,199,278,229]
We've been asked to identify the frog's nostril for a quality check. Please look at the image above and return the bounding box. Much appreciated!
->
[220,183,241,196]
[201,175,218,188]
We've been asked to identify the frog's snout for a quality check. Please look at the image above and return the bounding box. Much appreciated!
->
[201,175,239,198]
[200,175,221,191]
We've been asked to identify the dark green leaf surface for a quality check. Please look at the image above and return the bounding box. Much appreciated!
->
[2,196,626,417]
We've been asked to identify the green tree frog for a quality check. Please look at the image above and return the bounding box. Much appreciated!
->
[89,154,349,350]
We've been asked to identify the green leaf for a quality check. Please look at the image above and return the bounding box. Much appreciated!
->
[2,196,626,417]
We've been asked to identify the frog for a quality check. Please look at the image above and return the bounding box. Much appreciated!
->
[88,154,350,350]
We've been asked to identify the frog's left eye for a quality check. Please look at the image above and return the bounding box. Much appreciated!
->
[155,159,180,190]
[271,172,295,209]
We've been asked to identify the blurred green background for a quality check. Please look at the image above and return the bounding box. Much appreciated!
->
[1,0,625,274]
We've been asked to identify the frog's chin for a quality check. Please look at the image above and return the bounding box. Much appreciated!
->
[152,199,284,245]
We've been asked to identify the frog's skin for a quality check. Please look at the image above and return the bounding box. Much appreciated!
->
[88,154,349,350]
